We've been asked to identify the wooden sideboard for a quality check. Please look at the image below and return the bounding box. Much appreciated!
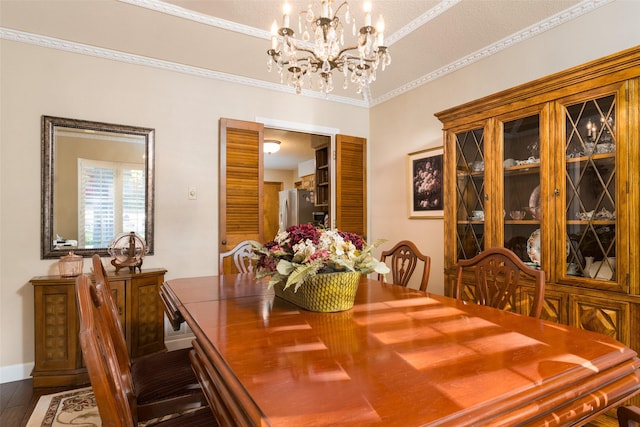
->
[30,268,167,388]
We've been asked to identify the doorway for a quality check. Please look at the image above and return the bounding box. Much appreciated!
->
[263,181,282,241]
[263,127,331,238]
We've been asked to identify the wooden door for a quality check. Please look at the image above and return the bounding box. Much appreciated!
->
[335,134,367,238]
[263,181,282,241]
[219,118,264,259]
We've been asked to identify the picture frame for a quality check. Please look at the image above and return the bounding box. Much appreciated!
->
[407,147,444,219]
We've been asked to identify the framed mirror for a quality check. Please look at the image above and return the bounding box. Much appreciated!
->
[41,116,155,259]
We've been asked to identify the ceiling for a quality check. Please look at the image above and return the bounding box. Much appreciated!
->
[155,0,591,105]
[1,0,605,170]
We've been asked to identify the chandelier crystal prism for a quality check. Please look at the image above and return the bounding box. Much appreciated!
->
[267,1,391,95]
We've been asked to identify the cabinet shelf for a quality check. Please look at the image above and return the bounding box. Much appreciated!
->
[504,164,540,176]
[505,220,541,225]
[566,153,615,164]
[566,219,616,225]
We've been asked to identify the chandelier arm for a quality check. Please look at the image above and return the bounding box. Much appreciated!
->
[295,47,318,56]
[337,44,382,60]
[333,1,350,16]
[343,54,379,63]
[337,45,360,58]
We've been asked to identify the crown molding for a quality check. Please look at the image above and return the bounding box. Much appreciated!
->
[0,27,369,108]
[118,0,270,40]
[386,0,461,47]
[370,0,614,107]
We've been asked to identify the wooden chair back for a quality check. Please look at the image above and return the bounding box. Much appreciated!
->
[219,240,259,274]
[76,274,137,427]
[92,255,134,385]
[455,247,545,318]
[617,405,640,426]
[377,240,431,292]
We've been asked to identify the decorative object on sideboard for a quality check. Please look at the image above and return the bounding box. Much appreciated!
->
[58,251,84,277]
[108,231,147,273]
[267,0,391,95]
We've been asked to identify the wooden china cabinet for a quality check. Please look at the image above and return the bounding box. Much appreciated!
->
[30,268,167,387]
[436,46,640,423]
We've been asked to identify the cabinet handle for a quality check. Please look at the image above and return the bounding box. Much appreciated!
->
[554,188,560,196]
[484,194,489,200]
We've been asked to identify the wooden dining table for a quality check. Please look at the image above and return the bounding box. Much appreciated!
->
[161,274,640,426]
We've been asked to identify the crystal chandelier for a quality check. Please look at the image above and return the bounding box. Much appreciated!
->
[267,1,391,95]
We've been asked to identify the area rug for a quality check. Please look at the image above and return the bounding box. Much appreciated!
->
[26,387,200,427]
[26,387,100,427]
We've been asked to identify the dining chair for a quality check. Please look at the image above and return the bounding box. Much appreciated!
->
[454,247,545,318]
[219,240,259,274]
[377,240,431,292]
[76,274,217,427]
[92,255,206,421]
[617,405,640,426]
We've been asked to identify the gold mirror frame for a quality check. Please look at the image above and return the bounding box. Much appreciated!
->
[41,116,155,259]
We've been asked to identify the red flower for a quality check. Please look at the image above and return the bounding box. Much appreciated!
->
[285,223,321,247]
[337,231,364,250]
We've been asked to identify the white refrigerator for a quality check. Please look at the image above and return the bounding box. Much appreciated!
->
[279,189,315,231]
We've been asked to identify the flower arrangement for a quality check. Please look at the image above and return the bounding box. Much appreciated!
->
[252,224,390,292]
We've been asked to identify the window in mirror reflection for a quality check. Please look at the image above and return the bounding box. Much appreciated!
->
[78,159,145,248]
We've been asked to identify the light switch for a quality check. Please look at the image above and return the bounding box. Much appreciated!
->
[188,186,197,200]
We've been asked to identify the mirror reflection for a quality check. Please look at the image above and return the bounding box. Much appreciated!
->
[42,116,155,259]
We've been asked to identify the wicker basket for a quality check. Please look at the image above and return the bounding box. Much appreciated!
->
[274,271,361,312]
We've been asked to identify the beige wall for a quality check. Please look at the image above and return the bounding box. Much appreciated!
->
[1,0,639,382]
[369,0,640,296]
[264,169,297,190]
[0,40,368,381]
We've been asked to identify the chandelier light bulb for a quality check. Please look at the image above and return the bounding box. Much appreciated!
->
[283,3,291,27]
[376,16,385,45]
[363,2,372,26]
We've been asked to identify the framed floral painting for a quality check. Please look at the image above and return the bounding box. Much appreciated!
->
[407,147,444,219]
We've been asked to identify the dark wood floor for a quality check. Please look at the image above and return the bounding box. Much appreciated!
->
[0,378,76,427]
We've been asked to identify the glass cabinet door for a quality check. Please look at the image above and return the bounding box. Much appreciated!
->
[454,126,486,259]
[562,91,618,285]
[501,113,542,268]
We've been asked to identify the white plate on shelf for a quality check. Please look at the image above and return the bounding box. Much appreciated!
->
[527,229,541,265]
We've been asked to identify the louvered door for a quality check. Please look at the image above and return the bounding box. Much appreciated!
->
[219,118,264,265]
[335,134,367,238]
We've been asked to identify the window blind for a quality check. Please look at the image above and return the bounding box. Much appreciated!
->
[78,159,144,247]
